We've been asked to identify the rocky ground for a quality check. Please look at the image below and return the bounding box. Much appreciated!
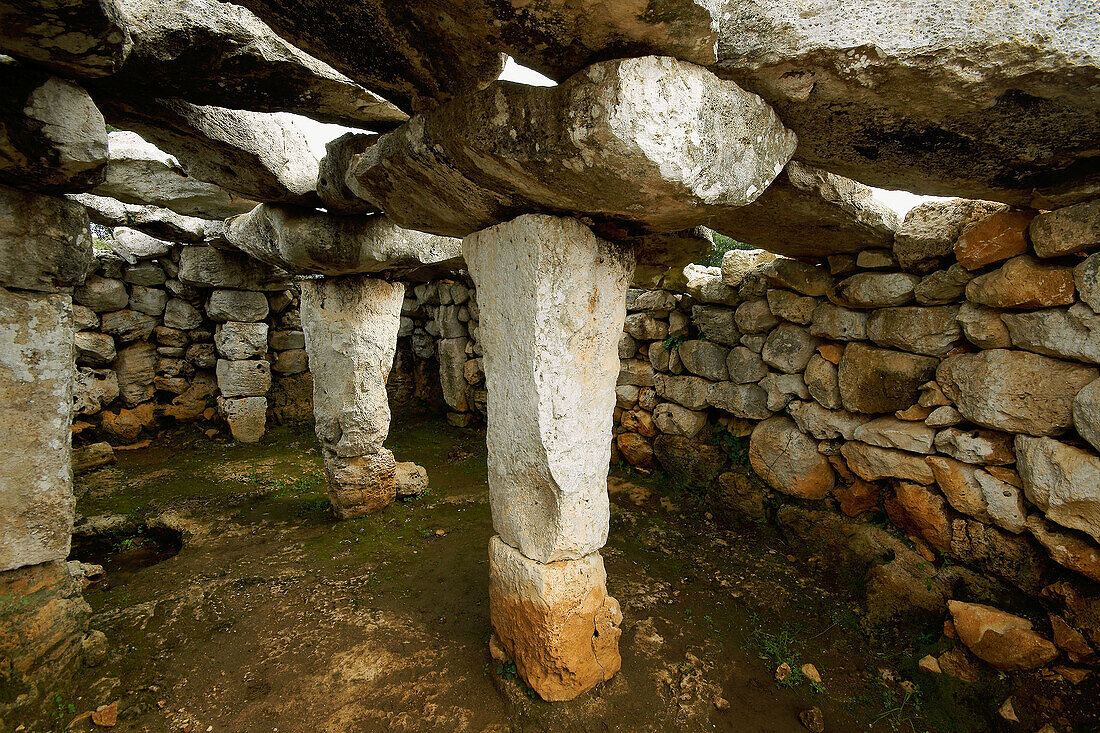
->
[36,415,1092,732]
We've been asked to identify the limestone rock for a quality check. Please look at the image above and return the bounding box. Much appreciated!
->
[0,184,93,293]
[113,341,155,406]
[838,342,938,414]
[1076,253,1100,313]
[215,358,271,398]
[99,99,320,206]
[714,4,1099,204]
[76,274,130,313]
[760,258,834,297]
[489,536,621,702]
[90,0,406,129]
[438,337,469,413]
[108,227,171,264]
[217,395,267,443]
[395,462,429,499]
[709,160,898,257]
[915,264,974,305]
[1030,200,1100,258]
[749,416,834,500]
[957,302,1010,348]
[766,288,817,325]
[464,215,634,563]
[927,456,1026,532]
[938,350,1098,435]
[707,381,771,420]
[0,61,108,192]
[653,403,707,438]
[225,205,463,279]
[162,298,202,331]
[100,309,156,342]
[1002,304,1100,364]
[100,401,154,441]
[236,0,718,113]
[804,354,841,409]
[892,200,1008,272]
[0,288,74,571]
[934,428,1016,466]
[691,304,740,345]
[93,131,257,219]
[841,442,935,485]
[954,210,1034,270]
[734,298,777,334]
[1074,379,1100,453]
[70,193,210,243]
[214,322,268,360]
[300,277,403,460]
[1026,514,1100,583]
[948,601,1059,671]
[853,416,935,454]
[721,248,776,287]
[178,246,290,291]
[72,442,115,475]
[832,272,920,309]
[127,285,166,316]
[323,449,397,518]
[74,332,115,367]
[726,346,768,384]
[966,255,1076,309]
[866,305,961,357]
[346,56,795,238]
[760,372,808,412]
[809,302,867,341]
[1016,436,1100,543]
[885,481,952,551]
[684,268,738,305]
[655,374,710,410]
[0,0,131,78]
[624,313,669,341]
[205,290,269,323]
[678,340,729,381]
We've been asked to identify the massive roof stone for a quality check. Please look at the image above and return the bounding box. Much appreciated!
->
[234,0,719,112]
[342,56,795,238]
[87,0,406,129]
[0,0,132,78]
[714,0,1100,205]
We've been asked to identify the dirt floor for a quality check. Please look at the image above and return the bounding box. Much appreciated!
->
[39,414,1037,732]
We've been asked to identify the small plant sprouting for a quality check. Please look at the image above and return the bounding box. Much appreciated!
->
[663,335,687,352]
[712,429,749,465]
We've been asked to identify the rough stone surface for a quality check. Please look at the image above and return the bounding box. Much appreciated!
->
[948,601,1059,671]
[866,306,961,357]
[954,210,1034,270]
[934,428,1016,466]
[707,381,771,420]
[966,255,1076,310]
[1002,305,1100,365]
[1075,379,1100,453]
[714,4,1099,204]
[1016,436,1100,543]
[70,193,211,243]
[1026,514,1100,583]
[841,442,935,485]
[235,0,718,114]
[915,264,974,305]
[178,246,290,291]
[1077,253,1100,313]
[300,277,403,463]
[225,205,463,279]
[748,416,834,500]
[957,302,1010,348]
[691,304,740,346]
[760,258,834,297]
[109,227,171,265]
[488,536,622,702]
[323,449,397,519]
[838,343,938,414]
[809,303,867,341]
[652,403,707,438]
[0,0,131,78]
[0,288,74,572]
[214,322,268,360]
[99,99,321,206]
[852,416,935,454]
[93,131,257,219]
[938,350,1098,435]
[832,272,920,309]
[72,365,118,415]
[677,340,729,381]
[709,161,898,257]
[0,62,108,192]
[206,290,269,323]
[113,341,155,406]
[0,184,93,293]
[1030,200,1100,258]
[217,395,267,443]
[347,56,795,238]
[804,353,841,409]
[761,323,818,374]
[466,216,632,563]
[215,358,271,398]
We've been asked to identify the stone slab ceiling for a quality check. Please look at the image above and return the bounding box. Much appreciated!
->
[715,0,1100,205]
[224,204,463,279]
[234,0,720,112]
[341,56,795,239]
[85,0,406,129]
[0,0,132,78]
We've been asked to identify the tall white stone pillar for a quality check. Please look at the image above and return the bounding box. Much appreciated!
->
[300,276,404,518]
[464,214,634,701]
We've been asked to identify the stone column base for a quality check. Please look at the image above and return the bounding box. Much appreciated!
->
[322,448,396,518]
[488,535,622,701]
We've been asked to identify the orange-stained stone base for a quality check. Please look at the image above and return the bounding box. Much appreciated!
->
[323,448,396,518]
[488,535,622,701]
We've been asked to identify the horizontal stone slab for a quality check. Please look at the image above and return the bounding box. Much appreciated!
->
[0,184,94,293]
[345,56,795,238]
[709,161,899,257]
[0,0,132,78]
[224,204,462,279]
[87,0,406,129]
[69,193,213,243]
[93,131,258,219]
[714,0,1100,204]
[178,245,291,291]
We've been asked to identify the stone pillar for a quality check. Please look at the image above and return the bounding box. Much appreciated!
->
[0,186,92,717]
[300,276,404,518]
[463,214,634,701]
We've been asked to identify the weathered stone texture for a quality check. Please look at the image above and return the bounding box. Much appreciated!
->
[0,0,132,78]
[0,288,74,572]
[465,215,633,563]
[0,184,93,293]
